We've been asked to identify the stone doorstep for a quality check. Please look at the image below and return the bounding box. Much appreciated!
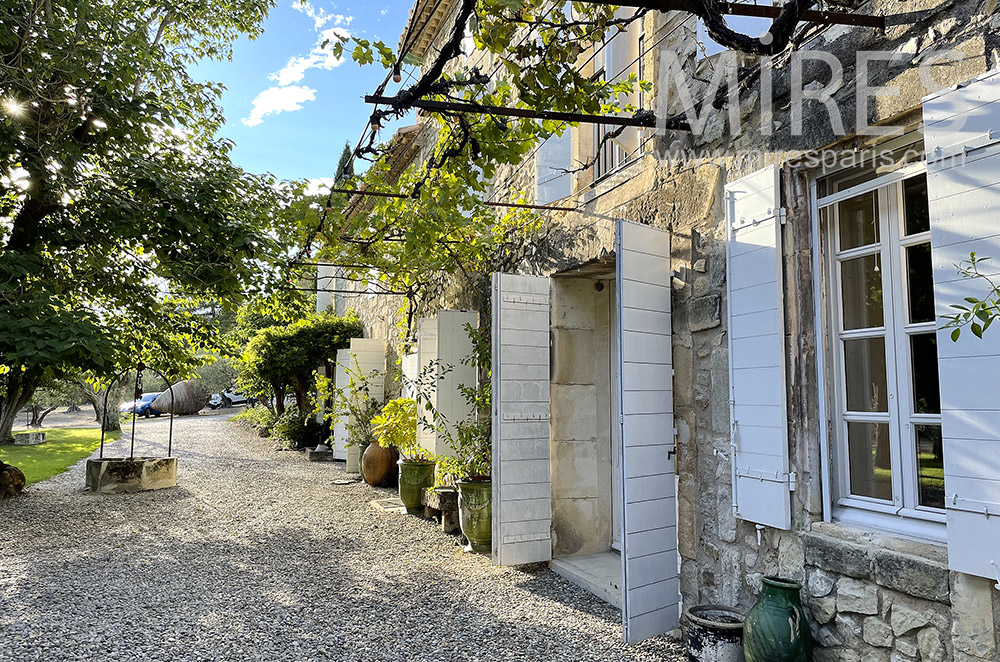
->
[370,497,407,514]
[306,448,332,462]
[12,432,46,446]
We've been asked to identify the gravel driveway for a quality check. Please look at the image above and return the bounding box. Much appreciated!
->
[0,415,684,662]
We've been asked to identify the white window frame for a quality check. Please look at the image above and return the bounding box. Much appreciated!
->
[815,163,947,543]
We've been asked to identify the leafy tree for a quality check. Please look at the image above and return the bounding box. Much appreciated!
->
[195,356,239,394]
[0,0,296,442]
[25,377,88,427]
[334,141,354,183]
[239,312,364,416]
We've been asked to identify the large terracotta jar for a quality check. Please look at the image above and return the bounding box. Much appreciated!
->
[743,576,812,662]
[361,443,398,487]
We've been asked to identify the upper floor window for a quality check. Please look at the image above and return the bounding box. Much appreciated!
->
[593,23,641,180]
[821,171,944,534]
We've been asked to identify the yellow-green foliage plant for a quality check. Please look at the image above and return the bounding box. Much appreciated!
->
[370,398,427,462]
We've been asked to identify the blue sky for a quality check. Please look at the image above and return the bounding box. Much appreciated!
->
[190,0,774,184]
[192,0,414,184]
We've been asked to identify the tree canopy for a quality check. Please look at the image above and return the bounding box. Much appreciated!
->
[0,0,298,441]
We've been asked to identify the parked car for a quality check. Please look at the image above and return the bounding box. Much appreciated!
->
[208,390,248,409]
[119,392,164,418]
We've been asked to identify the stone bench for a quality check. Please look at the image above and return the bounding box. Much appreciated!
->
[422,487,459,534]
[13,432,46,446]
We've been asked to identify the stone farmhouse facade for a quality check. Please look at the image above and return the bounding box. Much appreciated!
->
[321,0,1000,659]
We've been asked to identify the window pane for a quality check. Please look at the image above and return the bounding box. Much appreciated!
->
[847,421,893,501]
[844,337,888,412]
[841,254,884,330]
[907,243,934,323]
[838,191,879,250]
[904,176,930,236]
[911,333,941,414]
[915,424,944,509]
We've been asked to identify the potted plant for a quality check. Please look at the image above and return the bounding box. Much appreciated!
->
[371,397,434,513]
[436,323,492,553]
[437,416,492,553]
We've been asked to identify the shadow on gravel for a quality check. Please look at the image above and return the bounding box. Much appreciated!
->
[2,524,682,661]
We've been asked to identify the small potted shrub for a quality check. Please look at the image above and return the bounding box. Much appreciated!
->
[436,323,492,553]
[371,397,434,514]
[437,416,491,553]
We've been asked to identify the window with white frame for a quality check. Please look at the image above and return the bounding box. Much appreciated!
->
[593,18,641,181]
[820,170,944,532]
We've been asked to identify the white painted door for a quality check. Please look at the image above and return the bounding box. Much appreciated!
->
[923,68,1000,581]
[615,219,679,644]
[724,165,792,530]
[491,273,552,566]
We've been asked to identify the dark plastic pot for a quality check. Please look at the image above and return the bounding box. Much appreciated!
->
[684,605,745,662]
[456,480,492,553]
[743,577,812,662]
[397,460,435,514]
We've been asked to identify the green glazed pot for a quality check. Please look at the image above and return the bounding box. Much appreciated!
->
[397,460,435,514]
[743,576,813,662]
[457,480,492,553]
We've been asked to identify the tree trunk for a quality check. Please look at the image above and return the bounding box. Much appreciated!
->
[79,380,124,433]
[291,375,310,414]
[0,374,38,443]
[273,384,287,417]
[28,404,57,427]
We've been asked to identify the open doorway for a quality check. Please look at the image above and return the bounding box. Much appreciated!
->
[492,219,679,644]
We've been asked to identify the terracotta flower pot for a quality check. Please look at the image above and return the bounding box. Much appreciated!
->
[361,443,398,487]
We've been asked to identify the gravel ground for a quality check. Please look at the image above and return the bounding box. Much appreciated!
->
[0,415,684,662]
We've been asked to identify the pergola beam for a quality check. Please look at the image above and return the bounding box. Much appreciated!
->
[328,186,579,212]
[594,0,886,29]
[365,95,690,131]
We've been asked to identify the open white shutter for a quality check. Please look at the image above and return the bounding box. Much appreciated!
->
[345,338,385,473]
[724,165,792,530]
[491,273,552,566]
[332,350,349,461]
[416,318,438,457]
[435,311,479,457]
[924,68,1000,582]
[616,219,679,643]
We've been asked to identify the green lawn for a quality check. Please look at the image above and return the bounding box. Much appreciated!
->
[0,428,120,485]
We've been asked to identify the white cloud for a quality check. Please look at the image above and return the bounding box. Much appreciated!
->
[242,85,317,127]
[270,27,349,86]
[291,1,353,31]
[242,5,352,127]
[303,177,335,196]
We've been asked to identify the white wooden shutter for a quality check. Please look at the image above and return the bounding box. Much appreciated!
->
[536,131,572,205]
[724,165,792,530]
[416,317,438,457]
[332,349,349,461]
[491,273,552,566]
[615,219,679,643]
[345,338,385,473]
[436,311,478,456]
[924,68,1000,582]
